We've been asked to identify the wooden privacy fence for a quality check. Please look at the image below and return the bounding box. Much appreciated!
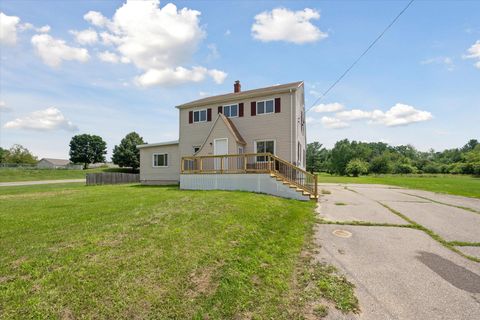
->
[86,172,139,185]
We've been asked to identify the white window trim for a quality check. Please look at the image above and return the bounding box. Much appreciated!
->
[254,139,276,162]
[152,153,168,168]
[222,104,239,118]
[256,99,275,115]
[193,109,208,123]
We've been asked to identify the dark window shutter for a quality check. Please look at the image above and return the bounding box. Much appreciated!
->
[207,108,212,121]
[239,103,244,117]
[189,111,193,123]
[218,106,222,114]
[251,101,256,116]
[275,97,281,113]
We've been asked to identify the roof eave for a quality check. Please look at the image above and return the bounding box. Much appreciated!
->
[175,81,303,109]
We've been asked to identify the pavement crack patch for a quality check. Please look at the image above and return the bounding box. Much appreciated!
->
[400,192,480,215]
[318,219,412,228]
[379,202,480,263]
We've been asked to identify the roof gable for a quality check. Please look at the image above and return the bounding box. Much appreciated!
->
[195,114,246,155]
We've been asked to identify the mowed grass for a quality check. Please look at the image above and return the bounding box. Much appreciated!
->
[0,167,132,182]
[0,184,319,319]
[317,173,480,198]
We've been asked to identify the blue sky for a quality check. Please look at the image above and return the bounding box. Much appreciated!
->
[0,0,479,159]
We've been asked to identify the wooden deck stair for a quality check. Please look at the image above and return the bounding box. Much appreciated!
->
[269,172,318,201]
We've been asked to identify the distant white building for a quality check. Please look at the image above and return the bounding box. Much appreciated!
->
[37,158,82,169]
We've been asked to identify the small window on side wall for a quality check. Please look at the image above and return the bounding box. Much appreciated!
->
[193,146,201,153]
[223,104,238,118]
[257,99,274,115]
[153,153,168,167]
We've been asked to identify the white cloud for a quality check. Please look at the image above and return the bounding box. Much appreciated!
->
[0,100,11,112]
[70,28,98,45]
[252,8,328,44]
[207,43,220,60]
[84,0,226,86]
[336,109,373,121]
[0,12,20,45]
[308,103,432,129]
[4,107,78,131]
[463,40,480,69]
[84,10,111,28]
[312,102,344,113]
[224,29,231,36]
[21,23,51,33]
[135,66,226,87]
[31,34,90,67]
[36,25,51,33]
[97,50,120,63]
[370,103,433,127]
[321,116,350,129]
[420,56,454,71]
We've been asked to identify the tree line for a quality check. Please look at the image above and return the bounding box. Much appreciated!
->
[306,139,480,176]
[0,132,146,171]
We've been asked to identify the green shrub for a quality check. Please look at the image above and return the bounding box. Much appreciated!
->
[369,155,392,174]
[392,162,417,174]
[345,159,369,177]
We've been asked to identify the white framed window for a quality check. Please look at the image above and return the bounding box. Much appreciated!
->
[152,153,168,167]
[223,104,238,118]
[193,109,207,123]
[257,99,274,115]
[255,140,275,162]
[193,146,201,153]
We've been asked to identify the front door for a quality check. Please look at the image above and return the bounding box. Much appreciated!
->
[214,138,228,170]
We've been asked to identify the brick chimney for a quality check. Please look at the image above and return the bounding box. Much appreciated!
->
[234,80,241,93]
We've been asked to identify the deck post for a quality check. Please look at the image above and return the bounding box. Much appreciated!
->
[181,158,184,173]
[244,154,247,172]
[220,156,223,173]
[200,158,203,172]
[314,174,318,199]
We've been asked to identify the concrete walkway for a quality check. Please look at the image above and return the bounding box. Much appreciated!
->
[0,179,85,187]
[315,183,480,320]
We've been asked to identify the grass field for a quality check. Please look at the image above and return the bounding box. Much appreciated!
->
[0,183,357,319]
[0,167,133,182]
[317,173,480,198]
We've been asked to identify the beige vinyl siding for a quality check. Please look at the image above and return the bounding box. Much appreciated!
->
[195,116,239,156]
[179,91,296,162]
[139,144,180,183]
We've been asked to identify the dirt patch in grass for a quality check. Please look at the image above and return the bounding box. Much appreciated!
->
[0,190,79,200]
[188,265,219,298]
[286,236,359,318]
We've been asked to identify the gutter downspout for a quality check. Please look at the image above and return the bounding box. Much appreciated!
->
[290,89,294,164]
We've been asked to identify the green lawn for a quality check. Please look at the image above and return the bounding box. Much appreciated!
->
[317,173,480,198]
[0,184,356,319]
[0,167,133,182]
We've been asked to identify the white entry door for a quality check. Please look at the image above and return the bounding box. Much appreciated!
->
[214,138,228,170]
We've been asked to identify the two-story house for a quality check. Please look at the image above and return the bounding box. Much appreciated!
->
[137,81,317,201]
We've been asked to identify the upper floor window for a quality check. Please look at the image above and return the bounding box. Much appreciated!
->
[153,153,168,167]
[257,99,274,115]
[193,109,207,123]
[223,104,238,118]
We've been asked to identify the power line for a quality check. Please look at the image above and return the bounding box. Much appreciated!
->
[306,0,415,113]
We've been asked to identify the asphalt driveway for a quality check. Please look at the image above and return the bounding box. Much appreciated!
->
[315,183,480,320]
